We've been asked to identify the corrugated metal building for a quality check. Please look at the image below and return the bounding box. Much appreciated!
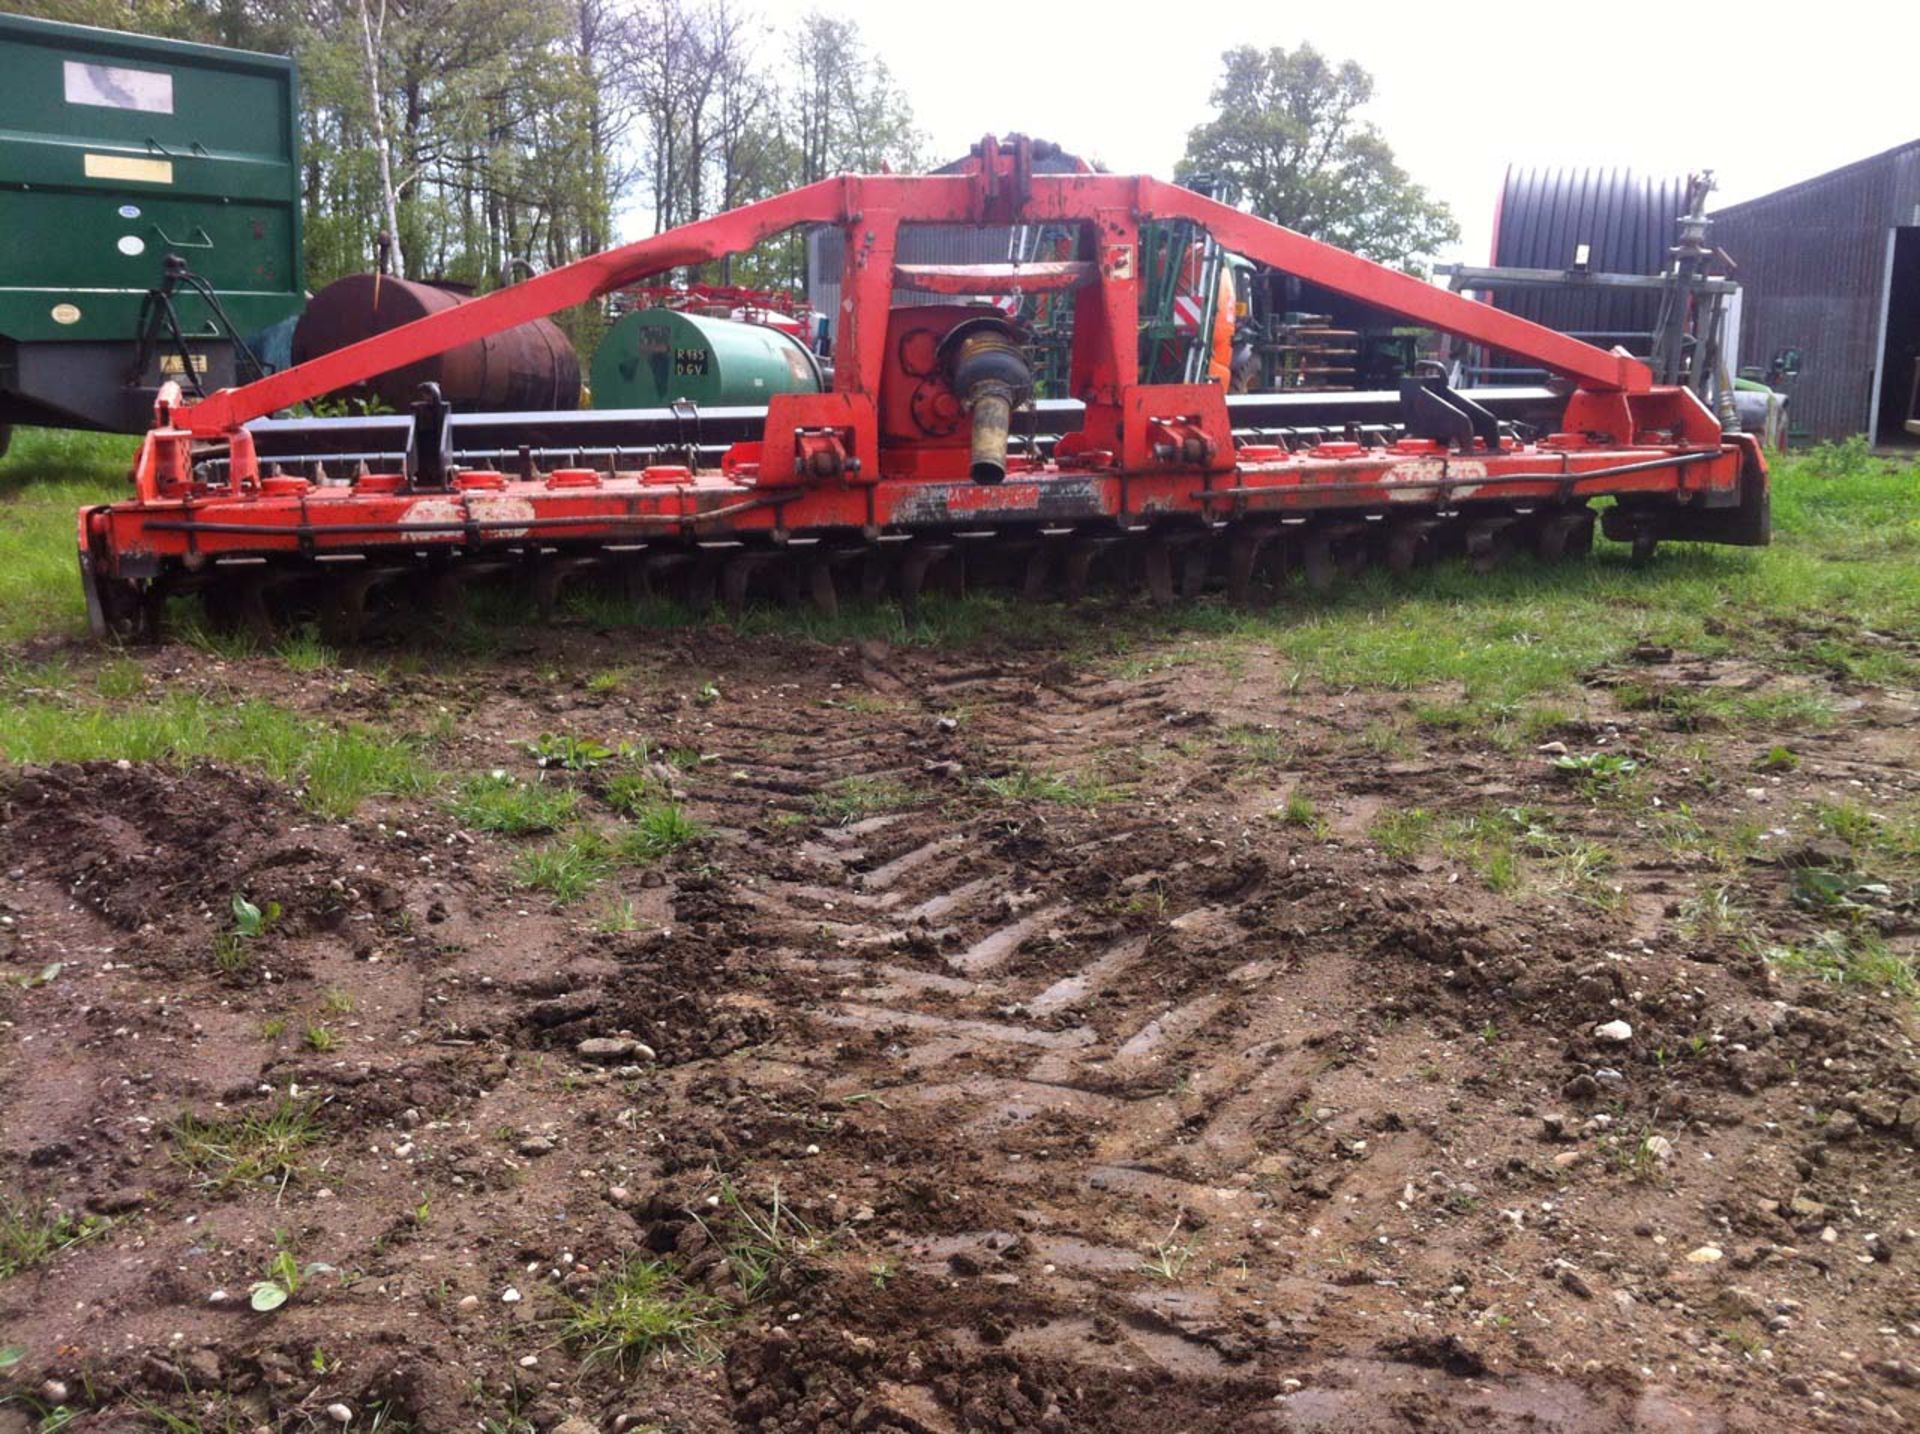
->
[1712,140,1920,444]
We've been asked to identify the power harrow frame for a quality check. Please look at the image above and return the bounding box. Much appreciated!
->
[78,134,1769,639]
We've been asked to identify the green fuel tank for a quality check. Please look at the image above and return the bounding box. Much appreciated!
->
[591,308,823,409]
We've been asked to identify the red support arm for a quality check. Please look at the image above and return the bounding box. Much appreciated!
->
[169,159,1655,441]
[176,178,853,435]
[1132,178,1652,395]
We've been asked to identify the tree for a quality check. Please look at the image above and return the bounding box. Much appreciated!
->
[1178,44,1457,272]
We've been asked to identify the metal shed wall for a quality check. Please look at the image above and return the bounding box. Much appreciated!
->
[1711,140,1920,441]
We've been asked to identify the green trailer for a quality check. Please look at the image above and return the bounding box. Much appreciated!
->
[0,12,304,446]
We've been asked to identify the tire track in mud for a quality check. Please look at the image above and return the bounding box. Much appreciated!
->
[667,654,1597,1426]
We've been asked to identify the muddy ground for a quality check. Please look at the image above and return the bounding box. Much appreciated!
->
[1,617,1917,1432]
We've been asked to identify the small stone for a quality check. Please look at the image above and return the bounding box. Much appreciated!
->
[1552,1150,1584,1169]
[1823,1111,1860,1143]
[326,1405,353,1425]
[1537,741,1569,756]
[1685,1245,1724,1264]
[518,1354,539,1368]
[41,1381,69,1404]
[87,1188,148,1216]
[501,1286,522,1303]
[1644,1135,1674,1162]
[1594,1020,1634,1043]
[576,1037,655,1063]
[935,716,959,733]
[1562,1074,1601,1102]
[516,1135,555,1157]
[458,1294,480,1310]
[1541,1113,1570,1141]
[1559,1267,1594,1299]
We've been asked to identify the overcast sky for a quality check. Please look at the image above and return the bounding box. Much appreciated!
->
[808,0,1919,263]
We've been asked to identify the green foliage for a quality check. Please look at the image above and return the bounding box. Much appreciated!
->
[562,1258,725,1370]
[0,429,132,644]
[451,772,580,834]
[1370,807,1435,859]
[230,893,281,939]
[214,891,281,975]
[275,627,338,674]
[1550,750,1640,797]
[525,734,617,771]
[615,803,706,863]
[514,830,613,903]
[1276,789,1324,833]
[1178,44,1457,271]
[812,775,918,824]
[170,1098,322,1193]
[247,1239,335,1313]
[0,1201,106,1280]
[978,768,1122,806]
[697,1179,824,1303]
[1765,930,1914,997]
[0,692,432,818]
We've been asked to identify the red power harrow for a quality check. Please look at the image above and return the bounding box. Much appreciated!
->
[78,135,1769,640]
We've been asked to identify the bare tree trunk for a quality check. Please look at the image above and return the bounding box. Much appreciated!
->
[358,0,406,277]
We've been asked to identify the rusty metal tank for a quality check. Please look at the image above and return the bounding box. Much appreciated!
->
[292,273,580,412]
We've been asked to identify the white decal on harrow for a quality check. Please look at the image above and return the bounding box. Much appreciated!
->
[1386,457,1487,502]
[403,495,537,543]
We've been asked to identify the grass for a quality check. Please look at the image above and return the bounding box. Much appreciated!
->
[513,829,615,904]
[0,691,434,818]
[979,767,1123,806]
[450,773,580,834]
[1370,807,1435,859]
[1765,929,1915,997]
[169,1097,322,1193]
[275,627,338,674]
[561,1257,726,1370]
[614,801,706,862]
[811,775,918,824]
[0,1200,106,1279]
[697,1179,825,1303]
[1276,788,1325,833]
[0,428,134,645]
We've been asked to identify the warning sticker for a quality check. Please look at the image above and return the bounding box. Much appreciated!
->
[84,152,174,185]
[64,60,174,114]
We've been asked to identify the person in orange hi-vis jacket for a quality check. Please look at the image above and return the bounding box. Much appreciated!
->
[1177,242,1237,386]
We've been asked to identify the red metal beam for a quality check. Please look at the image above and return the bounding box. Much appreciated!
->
[1133,178,1652,395]
[172,160,1654,439]
[177,178,852,435]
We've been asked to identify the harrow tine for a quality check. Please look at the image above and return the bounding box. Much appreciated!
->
[1179,540,1212,599]
[1534,510,1594,562]
[683,556,719,613]
[1300,533,1337,594]
[1464,517,1518,574]
[1385,520,1438,575]
[721,552,769,613]
[805,557,839,618]
[1226,526,1274,605]
[1062,539,1102,603]
[1021,544,1052,601]
[317,568,380,645]
[1143,539,1176,606]
[204,571,277,643]
[857,550,892,605]
[897,543,953,615]
[529,554,601,620]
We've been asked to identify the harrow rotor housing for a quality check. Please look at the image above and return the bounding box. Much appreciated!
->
[77,133,1769,639]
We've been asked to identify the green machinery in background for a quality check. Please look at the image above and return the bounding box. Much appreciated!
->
[0,12,304,449]
[590,307,824,410]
